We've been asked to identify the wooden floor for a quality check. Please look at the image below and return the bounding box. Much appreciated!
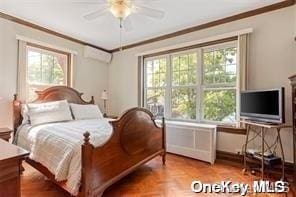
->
[21,154,295,197]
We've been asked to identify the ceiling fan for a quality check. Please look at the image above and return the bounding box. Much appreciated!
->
[83,0,164,29]
[80,0,165,50]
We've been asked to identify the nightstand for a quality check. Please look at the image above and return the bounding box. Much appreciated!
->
[0,128,13,141]
[0,139,29,197]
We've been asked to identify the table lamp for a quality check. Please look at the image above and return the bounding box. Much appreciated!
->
[101,90,108,117]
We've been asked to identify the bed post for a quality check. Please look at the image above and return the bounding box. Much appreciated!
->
[162,117,166,165]
[81,132,94,197]
[90,96,95,104]
[12,94,22,136]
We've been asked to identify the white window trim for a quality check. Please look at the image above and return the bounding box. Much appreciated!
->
[16,35,78,55]
[136,28,253,57]
[143,41,239,125]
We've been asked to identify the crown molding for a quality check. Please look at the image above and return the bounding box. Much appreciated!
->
[0,11,111,53]
[111,0,296,52]
[0,0,294,54]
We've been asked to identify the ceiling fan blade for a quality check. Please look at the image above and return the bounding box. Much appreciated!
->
[135,6,164,19]
[84,9,108,20]
[123,17,133,32]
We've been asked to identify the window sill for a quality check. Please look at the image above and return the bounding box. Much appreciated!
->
[217,125,246,135]
[155,119,246,134]
[155,119,216,129]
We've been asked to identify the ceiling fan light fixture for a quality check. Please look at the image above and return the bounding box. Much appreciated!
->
[109,0,133,19]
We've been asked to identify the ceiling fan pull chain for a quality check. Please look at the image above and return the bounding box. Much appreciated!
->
[119,18,123,51]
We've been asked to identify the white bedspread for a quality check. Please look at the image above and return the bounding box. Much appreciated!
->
[16,119,113,195]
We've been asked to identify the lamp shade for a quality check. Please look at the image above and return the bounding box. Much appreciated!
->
[101,90,108,100]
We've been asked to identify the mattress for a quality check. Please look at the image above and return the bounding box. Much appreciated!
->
[15,118,113,195]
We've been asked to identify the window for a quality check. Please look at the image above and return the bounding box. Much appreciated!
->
[26,44,71,101]
[143,41,238,124]
[144,58,167,118]
[202,46,237,122]
[171,53,197,120]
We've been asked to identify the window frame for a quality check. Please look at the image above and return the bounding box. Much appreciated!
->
[25,42,72,101]
[200,42,238,124]
[143,41,238,125]
[169,49,200,121]
[143,55,169,117]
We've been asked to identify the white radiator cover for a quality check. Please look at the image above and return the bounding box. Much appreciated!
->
[165,121,217,164]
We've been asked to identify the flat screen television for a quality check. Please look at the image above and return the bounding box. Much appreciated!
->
[240,88,285,124]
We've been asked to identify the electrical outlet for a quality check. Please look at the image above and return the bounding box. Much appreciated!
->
[235,149,242,155]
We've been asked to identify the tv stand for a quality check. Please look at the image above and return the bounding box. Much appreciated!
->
[240,120,292,180]
[244,120,280,125]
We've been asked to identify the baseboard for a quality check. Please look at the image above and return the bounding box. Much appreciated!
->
[216,150,294,177]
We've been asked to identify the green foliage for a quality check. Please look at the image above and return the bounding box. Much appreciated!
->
[202,47,237,122]
[172,88,196,119]
[145,47,237,123]
[28,51,66,85]
[203,90,236,121]
[27,50,67,101]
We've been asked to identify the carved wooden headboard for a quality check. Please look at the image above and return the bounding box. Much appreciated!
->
[13,86,95,134]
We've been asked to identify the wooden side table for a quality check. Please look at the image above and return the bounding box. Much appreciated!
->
[0,139,29,197]
[0,128,13,141]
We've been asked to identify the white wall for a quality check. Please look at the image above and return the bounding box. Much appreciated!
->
[0,18,109,128]
[109,6,296,162]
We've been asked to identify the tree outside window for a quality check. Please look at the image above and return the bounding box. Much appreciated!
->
[26,45,70,101]
[143,42,238,124]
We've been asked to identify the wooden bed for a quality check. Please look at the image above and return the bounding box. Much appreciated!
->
[12,86,166,197]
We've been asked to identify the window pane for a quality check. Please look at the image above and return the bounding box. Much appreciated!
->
[203,47,237,85]
[147,74,153,87]
[172,53,197,86]
[146,89,165,118]
[41,54,54,84]
[27,85,38,102]
[53,57,66,84]
[171,88,197,120]
[27,51,42,84]
[203,89,236,122]
[145,58,167,88]
[26,46,68,102]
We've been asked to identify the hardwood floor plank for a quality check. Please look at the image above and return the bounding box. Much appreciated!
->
[21,154,295,196]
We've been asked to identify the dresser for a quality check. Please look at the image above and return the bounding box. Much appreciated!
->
[289,74,296,181]
[0,139,29,197]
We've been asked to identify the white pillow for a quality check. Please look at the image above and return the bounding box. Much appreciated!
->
[27,100,73,125]
[70,103,103,120]
[21,104,29,124]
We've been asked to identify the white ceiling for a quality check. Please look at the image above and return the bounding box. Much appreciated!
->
[0,0,283,50]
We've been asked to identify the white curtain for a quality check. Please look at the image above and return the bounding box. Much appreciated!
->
[237,33,250,126]
[238,33,249,91]
[70,53,76,88]
[17,40,27,101]
[138,56,144,107]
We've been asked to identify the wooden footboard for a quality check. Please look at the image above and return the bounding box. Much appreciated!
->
[80,107,166,197]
